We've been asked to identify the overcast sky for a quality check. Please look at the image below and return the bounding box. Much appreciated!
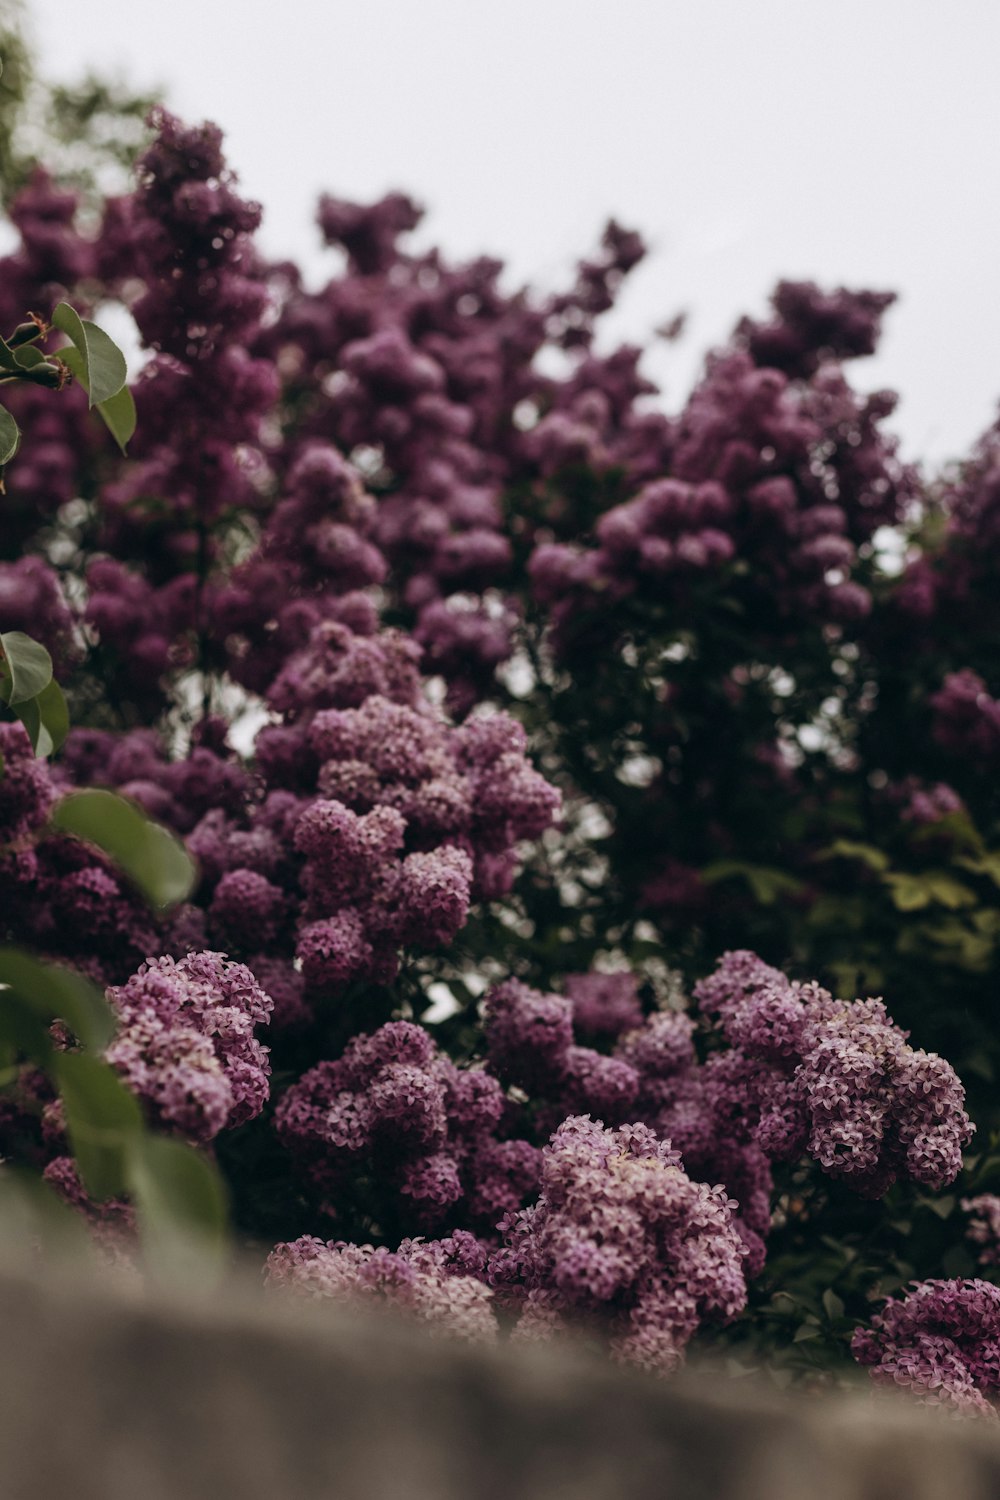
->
[25,0,1000,469]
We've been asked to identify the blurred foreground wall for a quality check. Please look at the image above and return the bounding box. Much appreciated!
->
[0,1257,998,1500]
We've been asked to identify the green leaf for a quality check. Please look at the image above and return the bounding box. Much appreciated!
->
[815,839,890,873]
[882,872,933,912]
[701,859,803,906]
[956,852,1000,889]
[57,344,135,453]
[11,345,46,371]
[0,630,53,705]
[911,810,983,856]
[95,382,136,453]
[0,403,20,465]
[52,302,127,406]
[0,991,53,1065]
[0,947,116,1052]
[127,1134,229,1284]
[54,1052,143,1201]
[821,1289,845,1322]
[11,676,70,758]
[51,788,197,909]
[924,873,977,910]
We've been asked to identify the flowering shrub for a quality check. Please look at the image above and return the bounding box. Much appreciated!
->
[5,100,1000,1405]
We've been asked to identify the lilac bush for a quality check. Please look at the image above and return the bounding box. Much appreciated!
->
[5,100,1000,1401]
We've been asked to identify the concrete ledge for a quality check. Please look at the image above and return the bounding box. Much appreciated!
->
[0,1255,997,1499]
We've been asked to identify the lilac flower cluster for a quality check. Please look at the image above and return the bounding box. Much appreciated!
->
[735,281,896,380]
[489,1116,748,1376]
[0,558,77,671]
[81,108,276,693]
[852,1279,1000,1416]
[105,952,272,1144]
[274,1020,540,1229]
[930,670,1000,768]
[249,188,674,702]
[0,733,164,983]
[0,721,56,842]
[55,723,250,836]
[484,978,642,1126]
[692,950,974,1197]
[251,676,557,993]
[563,971,645,1043]
[889,777,966,828]
[529,329,913,654]
[477,973,771,1273]
[209,443,386,695]
[265,1232,496,1342]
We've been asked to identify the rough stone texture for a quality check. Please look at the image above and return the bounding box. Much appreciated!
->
[0,1254,998,1499]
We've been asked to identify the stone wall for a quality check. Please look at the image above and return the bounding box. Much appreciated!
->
[0,1255,997,1499]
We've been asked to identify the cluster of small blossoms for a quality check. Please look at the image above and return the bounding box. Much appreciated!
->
[104,953,273,1144]
[488,1116,748,1376]
[852,1280,1000,1416]
[55,615,559,1015]
[79,108,277,697]
[0,721,56,843]
[84,559,197,705]
[692,950,974,1198]
[483,978,643,1127]
[479,972,771,1272]
[264,1232,496,1342]
[252,191,675,702]
[529,303,914,657]
[274,1020,540,1230]
[0,727,167,984]
[254,664,558,994]
[891,431,1000,631]
[929,670,1000,768]
[55,722,251,836]
[734,280,895,379]
[0,558,78,671]
[888,777,966,828]
[963,1195,1000,1267]
[563,971,645,1042]
[209,443,386,696]
[600,1001,772,1276]
[0,169,94,327]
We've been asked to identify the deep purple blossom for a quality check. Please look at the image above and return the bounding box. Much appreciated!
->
[853,1280,1000,1416]
[490,1116,748,1375]
[105,952,273,1143]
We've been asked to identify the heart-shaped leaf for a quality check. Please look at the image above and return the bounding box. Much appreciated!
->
[127,1134,229,1284]
[51,788,197,909]
[0,403,19,465]
[52,302,127,406]
[0,630,53,705]
[57,344,135,452]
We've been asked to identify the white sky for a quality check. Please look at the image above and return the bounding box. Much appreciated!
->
[25,0,1000,469]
